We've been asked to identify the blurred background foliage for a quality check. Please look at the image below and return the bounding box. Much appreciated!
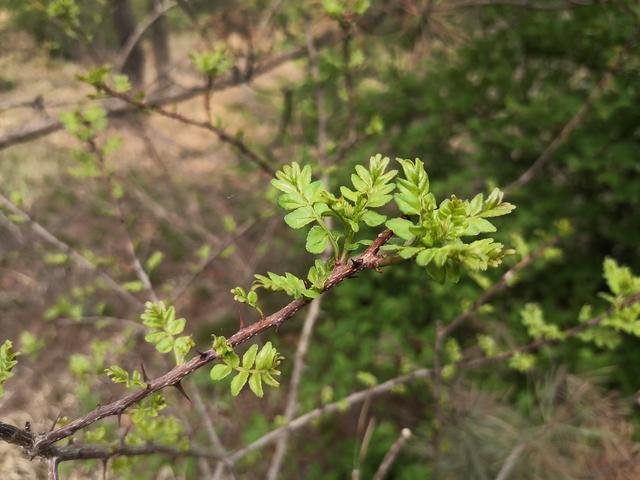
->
[0,0,639,478]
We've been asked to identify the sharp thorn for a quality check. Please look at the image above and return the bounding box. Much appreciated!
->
[173,381,192,402]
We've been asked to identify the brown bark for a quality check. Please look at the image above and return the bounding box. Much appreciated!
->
[149,0,172,88]
[113,0,145,85]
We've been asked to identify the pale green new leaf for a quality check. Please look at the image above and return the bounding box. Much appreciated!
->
[242,344,259,369]
[284,206,316,229]
[306,225,329,254]
[249,373,264,397]
[210,364,233,381]
[230,371,249,396]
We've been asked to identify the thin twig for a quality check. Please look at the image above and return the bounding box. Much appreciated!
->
[434,0,603,12]
[0,30,339,151]
[494,442,527,480]
[372,428,412,480]
[170,219,256,303]
[90,140,158,302]
[47,457,60,480]
[191,385,236,480]
[228,367,432,463]
[504,40,628,193]
[265,295,324,479]
[115,0,178,72]
[97,83,275,176]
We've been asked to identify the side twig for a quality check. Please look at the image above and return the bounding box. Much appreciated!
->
[372,428,412,480]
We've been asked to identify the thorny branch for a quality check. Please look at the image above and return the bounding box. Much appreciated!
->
[2,274,639,467]
[2,229,394,459]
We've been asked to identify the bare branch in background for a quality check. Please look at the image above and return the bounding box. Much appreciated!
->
[115,0,178,73]
[0,31,339,151]
[90,140,158,301]
[505,37,632,193]
[96,83,275,175]
[0,192,142,308]
[372,428,412,480]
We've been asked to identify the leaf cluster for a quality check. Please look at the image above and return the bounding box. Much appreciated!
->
[385,158,515,282]
[190,46,234,78]
[141,302,195,365]
[105,365,146,389]
[0,340,19,397]
[211,338,282,398]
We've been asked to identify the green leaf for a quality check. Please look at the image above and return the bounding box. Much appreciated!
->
[416,248,436,266]
[361,210,387,227]
[306,225,329,254]
[166,317,186,336]
[255,342,275,370]
[481,204,516,218]
[397,246,422,259]
[242,344,259,369]
[468,193,483,216]
[230,371,249,396]
[284,206,316,229]
[145,331,168,344]
[173,336,195,364]
[248,373,264,397]
[394,158,430,216]
[105,366,129,384]
[113,74,131,93]
[145,251,164,272]
[210,364,233,381]
[224,351,240,369]
[385,218,415,241]
[122,280,144,292]
[464,217,496,236]
[155,336,174,354]
[262,373,280,387]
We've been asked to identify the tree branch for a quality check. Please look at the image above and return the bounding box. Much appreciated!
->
[0,31,338,151]
[504,32,632,193]
[95,83,275,176]
[18,229,393,457]
[372,428,412,480]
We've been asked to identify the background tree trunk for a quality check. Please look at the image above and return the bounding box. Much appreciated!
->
[149,0,172,89]
[113,0,145,85]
